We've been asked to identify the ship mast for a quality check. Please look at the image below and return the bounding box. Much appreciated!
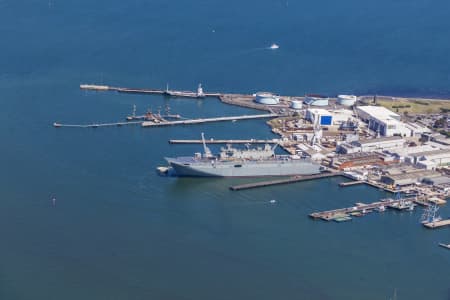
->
[201,132,213,158]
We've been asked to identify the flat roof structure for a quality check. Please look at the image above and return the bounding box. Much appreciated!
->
[356,106,400,120]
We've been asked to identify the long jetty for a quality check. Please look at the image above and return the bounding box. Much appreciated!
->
[169,139,279,144]
[229,172,342,191]
[53,121,143,128]
[141,114,278,127]
[80,84,221,98]
[53,114,277,129]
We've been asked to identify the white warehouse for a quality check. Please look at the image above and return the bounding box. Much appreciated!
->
[356,106,411,137]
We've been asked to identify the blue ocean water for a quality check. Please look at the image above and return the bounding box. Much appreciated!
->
[0,0,449,299]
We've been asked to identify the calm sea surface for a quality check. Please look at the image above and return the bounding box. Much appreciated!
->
[1,1,449,299]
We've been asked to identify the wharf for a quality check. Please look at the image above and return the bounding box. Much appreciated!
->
[229,172,342,191]
[169,139,279,144]
[219,94,273,112]
[141,114,278,127]
[423,219,450,229]
[309,198,408,221]
[54,114,277,129]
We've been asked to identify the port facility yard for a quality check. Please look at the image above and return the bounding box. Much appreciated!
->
[80,83,450,114]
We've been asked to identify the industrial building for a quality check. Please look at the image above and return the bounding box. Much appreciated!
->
[386,144,441,163]
[304,94,329,106]
[336,136,405,154]
[306,108,332,125]
[306,108,356,126]
[380,169,440,186]
[411,149,450,169]
[330,152,390,170]
[254,92,280,105]
[422,176,450,192]
[356,106,411,136]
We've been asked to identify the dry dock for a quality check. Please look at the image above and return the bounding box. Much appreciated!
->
[229,172,342,191]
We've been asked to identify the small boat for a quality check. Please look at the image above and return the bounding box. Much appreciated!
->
[377,205,386,212]
[269,199,276,204]
[269,43,279,50]
[334,216,352,222]
[156,166,170,175]
[438,243,450,249]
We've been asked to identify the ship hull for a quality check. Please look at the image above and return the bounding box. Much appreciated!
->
[166,157,322,177]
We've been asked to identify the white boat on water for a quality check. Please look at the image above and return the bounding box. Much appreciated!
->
[269,43,279,50]
[438,243,450,249]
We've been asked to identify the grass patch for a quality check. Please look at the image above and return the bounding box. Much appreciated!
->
[375,98,450,114]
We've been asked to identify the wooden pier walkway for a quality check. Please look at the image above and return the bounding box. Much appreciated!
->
[229,172,342,191]
[141,114,278,127]
[169,139,279,144]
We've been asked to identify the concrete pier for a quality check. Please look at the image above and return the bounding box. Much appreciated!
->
[53,121,143,128]
[169,139,279,144]
[423,219,450,229]
[141,114,278,127]
[229,172,342,191]
[309,198,410,221]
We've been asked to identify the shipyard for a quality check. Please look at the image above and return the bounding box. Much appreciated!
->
[74,82,450,241]
[8,2,450,299]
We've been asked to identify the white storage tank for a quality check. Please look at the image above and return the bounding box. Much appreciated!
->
[304,94,329,106]
[255,92,280,105]
[337,95,357,106]
[290,100,303,110]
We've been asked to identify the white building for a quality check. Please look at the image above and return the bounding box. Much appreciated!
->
[306,108,332,125]
[306,108,356,126]
[337,136,405,154]
[356,106,411,136]
[352,136,405,152]
[412,149,450,168]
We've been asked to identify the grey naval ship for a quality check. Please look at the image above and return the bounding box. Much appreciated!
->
[164,134,323,177]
